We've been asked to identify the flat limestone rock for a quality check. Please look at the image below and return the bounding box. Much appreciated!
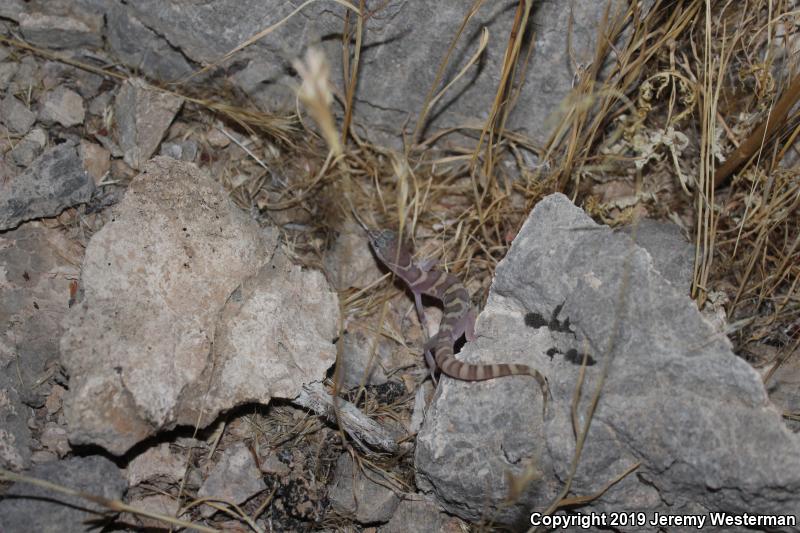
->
[620,218,694,291]
[61,157,338,455]
[105,2,194,83]
[415,193,800,529]
[38,86,86,127]
[0,94,36,134]
[179,249,340,425]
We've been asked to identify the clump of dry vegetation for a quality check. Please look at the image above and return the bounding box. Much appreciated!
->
[271,0,800,387]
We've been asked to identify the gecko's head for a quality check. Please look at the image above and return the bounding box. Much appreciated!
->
[367,229,408,269]
[367,228,398,258]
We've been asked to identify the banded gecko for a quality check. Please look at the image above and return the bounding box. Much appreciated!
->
[357,221,549,407]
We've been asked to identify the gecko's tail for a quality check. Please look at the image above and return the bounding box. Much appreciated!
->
[435,349,550,416]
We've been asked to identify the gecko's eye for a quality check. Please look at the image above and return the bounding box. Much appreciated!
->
[379,230,396,246]
[369,230,398,260]
[370,230,394,249]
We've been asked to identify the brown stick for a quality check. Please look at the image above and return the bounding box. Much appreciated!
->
[714,72,800,187]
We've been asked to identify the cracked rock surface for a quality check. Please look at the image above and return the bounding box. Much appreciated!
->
[416,193,800,529]
[61,157,338,455]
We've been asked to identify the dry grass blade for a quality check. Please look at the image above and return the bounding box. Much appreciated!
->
[0,36,297,145]
[180,497,263,533]
[184,97,297,145]
[467,0,534,242]
[0,35,125,80]
[294,48,342,157]
[554,461,641,508]
[714,72,800,187]
[423,28,490,128]
[690,0,721,305]
[763,335,800,385]
[340,0,366,143]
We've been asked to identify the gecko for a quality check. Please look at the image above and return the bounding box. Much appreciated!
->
[356,220,549,409]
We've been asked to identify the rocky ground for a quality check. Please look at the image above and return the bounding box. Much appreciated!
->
[1,1,799,532]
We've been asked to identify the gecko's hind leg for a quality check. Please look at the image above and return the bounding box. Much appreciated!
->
[425,349,438,384]
[413,292,427,334]
[530,367,550,417]
[451,307,477,343]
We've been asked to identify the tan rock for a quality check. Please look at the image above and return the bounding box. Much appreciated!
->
[79,140,111,185]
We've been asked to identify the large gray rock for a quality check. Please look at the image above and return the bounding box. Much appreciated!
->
[105,2,194,83]
[84,0,638,147]
[415,193,800,530]
[0,0,26,22]
[61,158,338,455]
[0,455,127,533]
[0,142,95,231]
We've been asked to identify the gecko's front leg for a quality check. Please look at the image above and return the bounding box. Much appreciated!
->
[409,289,436,382]
[413,291,426,334]
[412,257,438,331]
